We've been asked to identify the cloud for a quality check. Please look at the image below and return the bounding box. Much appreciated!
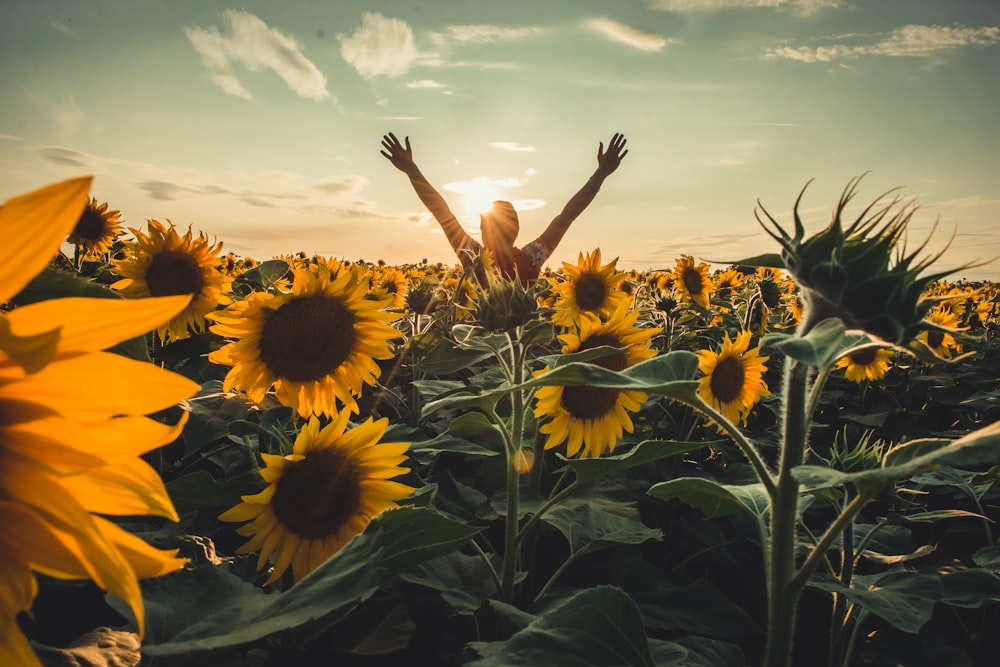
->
[339,12,418,80]
[407,79,447,89]
[584,18,667,52]
[647,0,841,14]
[36,146,92,168]
[766,24,1000,62]
[50,21,73,36]
[490,142,536,152]
[438,24,544,44]
[184,10,329,101]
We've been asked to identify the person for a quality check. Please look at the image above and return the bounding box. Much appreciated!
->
[380,131,628,285]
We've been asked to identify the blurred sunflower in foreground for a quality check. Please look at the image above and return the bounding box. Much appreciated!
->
[65,197,123,259]
[696,330,770,428]
[0,178,198,666]
[534,305,659,458]
[112,219,228,341]
[550,248,628,327]
[219,412,414,585]
[208,263,402,417]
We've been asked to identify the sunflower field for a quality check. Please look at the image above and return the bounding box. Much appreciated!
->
[4,176,1000,667]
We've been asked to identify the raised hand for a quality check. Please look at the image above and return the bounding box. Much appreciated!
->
[380,132,417,175]
[596,132,628,177]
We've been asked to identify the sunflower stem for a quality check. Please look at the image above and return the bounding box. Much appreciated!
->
[499,332,527,604]
[689,395,777,499]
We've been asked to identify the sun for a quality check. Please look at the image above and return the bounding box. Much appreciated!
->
[447,176,504,226]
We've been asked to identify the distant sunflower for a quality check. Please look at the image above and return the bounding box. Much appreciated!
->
[112,219,228,341]
[372,266,410,309]
[671,255,713,309]
[534,306,659,458]
[713,267,745,300]
[209,264,403,417]
[219,413,414,585]
[551,248,628,327]
[835,347,893,383]
[918,306,962,358]
[66,197,123,259]
[0,177,197,660]
[696,330,770,427]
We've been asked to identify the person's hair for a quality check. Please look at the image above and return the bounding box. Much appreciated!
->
[481,200,519,249]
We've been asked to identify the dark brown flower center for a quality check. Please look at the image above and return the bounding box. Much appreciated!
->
[682,267,704,296]
[145,250,205,297]
[848,348,878,366]
[74,208,107,242]
[258,294,357,383]
[270,449,362,540]
[709,356,745,404]
[560,334,626,419]
[573,273,609,311]
[927,331,944,349]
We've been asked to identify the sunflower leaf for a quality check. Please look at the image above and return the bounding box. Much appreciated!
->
[566,439,717,485]
[807,570,941,634]
[142,506,479,655]
[648,478,771,520]
[465,586,656,667]
[763,317,870,368]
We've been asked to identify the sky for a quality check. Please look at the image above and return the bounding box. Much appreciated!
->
[2,0,998,280]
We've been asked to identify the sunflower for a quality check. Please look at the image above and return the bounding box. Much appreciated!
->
[112,219,228,341]
[66,197,123,259]
[534,306,659,458]
[696,330,770,427]
[671,254,713,310]
[218,412,414,585]
[918,306,962,358]
[835,347,893,383]
[550,248,628,327]
[713,267,745,300]
[208,263,402,417]
[372,266,410,309]
[0,177,198,664]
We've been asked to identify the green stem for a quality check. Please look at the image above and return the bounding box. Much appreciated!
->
[469,537,503,594]
[499,333,526,604]
[688,395,777,499]
[763,358,810,667]
[513,480,581,549]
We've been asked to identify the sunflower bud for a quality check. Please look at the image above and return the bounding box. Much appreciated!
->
[819,429,886,473]
[470,272,540,333]
[753,175,970,343]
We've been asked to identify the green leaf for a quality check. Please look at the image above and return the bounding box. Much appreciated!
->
[808,570,941,634]
[142,506,479,655]
[939,568,1000,608]
[763,317,870,369]
[649,478,769,520]
[974,546,1000,574]
[166,470,264,512]
[793,420,1000,491]
[566,439,716,485]
[397,551,498,613]
[649,636,749,667]
[465,586,655,667]
[542,497,662,556]
[232,259,289,292]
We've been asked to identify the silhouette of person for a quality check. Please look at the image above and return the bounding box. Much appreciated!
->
[381,132,628,285]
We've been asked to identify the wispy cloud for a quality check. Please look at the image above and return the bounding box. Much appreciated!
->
[437,24,545,44]
[184,10,329,101]
[50,21,73,36]
[766,24,1000,62]
[584,18,667,52]
[407,79,447,89]
[648,0,842,14]
[36,146,93,168]
[490,142,536,152]
[339,12,419,80]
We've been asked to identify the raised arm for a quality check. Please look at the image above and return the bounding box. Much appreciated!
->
[539,132,629,252]
[380,132,472,254]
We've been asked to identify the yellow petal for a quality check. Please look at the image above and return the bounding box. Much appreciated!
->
[0,316,61,373]
[59,457,180,520]
[0,176,92,303]
[2,352,198,421]
[4,295,193,353]
[92,516,188,579]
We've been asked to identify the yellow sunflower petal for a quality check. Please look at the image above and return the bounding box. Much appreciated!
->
[0,176,92,303]
[59,457,180,520]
